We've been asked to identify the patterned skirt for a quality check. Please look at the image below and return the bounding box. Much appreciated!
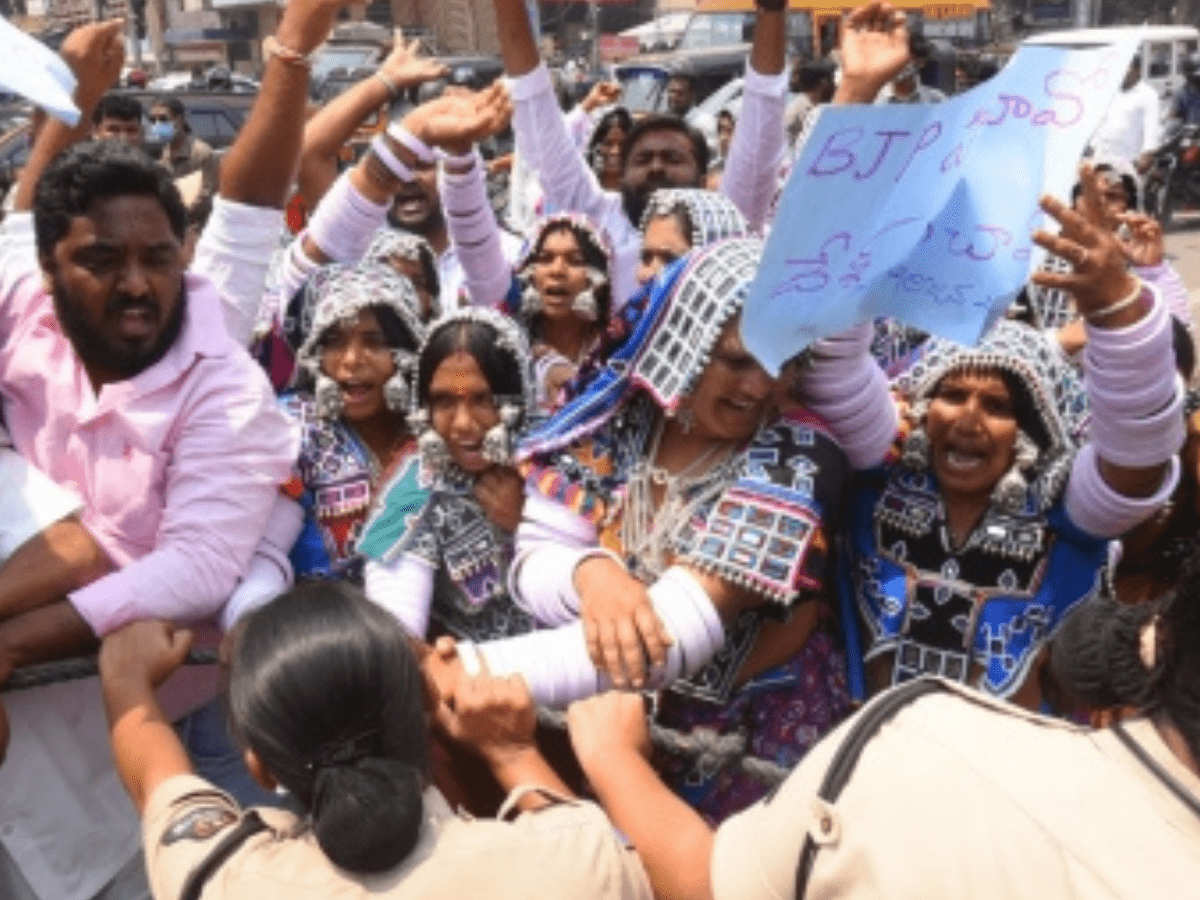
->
[652,620,851,825]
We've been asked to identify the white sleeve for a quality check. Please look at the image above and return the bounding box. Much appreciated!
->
[0,445,83,560]
[364,554,435,638]
[508,65,612,228]
[719,63,788,233]
[218,495,304,631]
[508,489,601,626]
[442,155,513,308]
[192,198,286,347]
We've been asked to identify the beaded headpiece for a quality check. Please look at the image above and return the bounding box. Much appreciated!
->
[293,261,427,420]
[364,228,441,312]
[518,237,765,460]
[895,320,1088,510]
[638,188,749,248]
[409,306,537,471]
[510,213,613,324]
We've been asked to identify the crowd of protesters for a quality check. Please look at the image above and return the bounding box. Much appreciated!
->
[0,1,1196,898]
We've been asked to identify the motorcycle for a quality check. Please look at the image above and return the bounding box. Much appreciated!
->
[1143,122,1200,228]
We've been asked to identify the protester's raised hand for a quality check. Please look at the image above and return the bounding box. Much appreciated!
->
[835,2,910,104]
[402,82,514,155]
[276,0,367,59]
[1116,211,1166,268]
[59,20,126,105]
[380,38,449,90]
[574,556,672,690]
[581,81,622,113]
[98,620,192,691]
[1032,163,1141,319]
[566,692,652,771]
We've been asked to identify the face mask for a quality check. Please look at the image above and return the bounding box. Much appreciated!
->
[148,121,176,143]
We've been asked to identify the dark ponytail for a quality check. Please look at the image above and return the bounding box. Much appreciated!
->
[228,581,429,874]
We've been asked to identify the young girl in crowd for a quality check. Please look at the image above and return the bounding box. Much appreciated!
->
[98,583,652,900]
[360,307,540,644]
[279,261,425,580]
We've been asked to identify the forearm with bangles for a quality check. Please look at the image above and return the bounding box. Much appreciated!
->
[302,170,389,263]
[796,322,898,469]
[461,566,724,707]
[442,151,512,307]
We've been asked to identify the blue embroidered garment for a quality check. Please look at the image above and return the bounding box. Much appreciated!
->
[848,463,1108,699]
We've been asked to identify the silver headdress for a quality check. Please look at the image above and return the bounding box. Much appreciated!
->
[895,320,1088,513]
[364,228,442,318]
[514,213,613,323]
[630,236,764,415]
[411,306,537,472]
[295,261,427,420]
[638,188,749,249]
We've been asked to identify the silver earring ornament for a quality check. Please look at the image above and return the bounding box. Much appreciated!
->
[992,431,1037,514]
[900,401,930,469]
[520,280,542,317]
[678,407,695,435]
[383,370,410,413]
[417,426,450,474]
[313,373,344,419]
[481,403,522,466]
[571,289,599,322]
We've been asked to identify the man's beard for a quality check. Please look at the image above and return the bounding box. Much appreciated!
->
[52,279,187,380]
[622,175,676,226]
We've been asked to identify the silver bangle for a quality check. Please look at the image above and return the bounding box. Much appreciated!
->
[1084,279,1147,324]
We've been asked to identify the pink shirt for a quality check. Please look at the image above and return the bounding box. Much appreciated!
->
[0,213,296,635]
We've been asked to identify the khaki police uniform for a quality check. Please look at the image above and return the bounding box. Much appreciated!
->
[144,775,651,900]
[712,680,1200,900]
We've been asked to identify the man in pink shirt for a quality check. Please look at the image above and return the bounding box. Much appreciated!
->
[0,9,339,898]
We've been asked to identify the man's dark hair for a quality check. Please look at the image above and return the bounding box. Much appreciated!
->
[33,140,187,259]
[667,72,697,91]
[621,114,710,174]
[793,58,836,93]
[91,92,143,126]
[152,95,186,120]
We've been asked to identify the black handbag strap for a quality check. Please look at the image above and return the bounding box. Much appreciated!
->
[179,811,268,900]
[794,678,947,900]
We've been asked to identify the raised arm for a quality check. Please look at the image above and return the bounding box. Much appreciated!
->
[193,0,363,343]
[297,40,448,211]
[412,86,515,307]
[1037,165,1184,538]
[718,4,788,231]
[11,21,125,213]
[493,0,613,226]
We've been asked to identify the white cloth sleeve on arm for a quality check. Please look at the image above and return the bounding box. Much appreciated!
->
[796,322,898,470]
[463,566,724,708]
[218,495,303,631]
[720,63,788,233]
[442,156,513,308]
[509,489,600,625]
[363,554,435,638]
[0,446,83,559]
[304,170,389,263]
[192,198,285,347]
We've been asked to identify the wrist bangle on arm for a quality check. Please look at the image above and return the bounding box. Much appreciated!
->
[1084,280,1148,324]
[370,134,414,182]
[387,123,436,165]
[437,146,481,172]
[374,70,399,99]
[263,35,313,70]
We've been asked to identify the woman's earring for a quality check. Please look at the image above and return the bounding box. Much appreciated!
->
[482,403,522,466]
[1014,430,1039,470]
[383,371,410,413]
[678,407,695,435]
[314,373,344,419]
[520,280,542,317]
[571,289,599,322]
[900,400,930,469]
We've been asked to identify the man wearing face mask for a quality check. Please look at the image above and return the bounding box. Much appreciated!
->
[148,96,218,206]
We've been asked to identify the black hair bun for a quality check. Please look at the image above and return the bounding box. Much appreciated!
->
[311,758,425,874]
